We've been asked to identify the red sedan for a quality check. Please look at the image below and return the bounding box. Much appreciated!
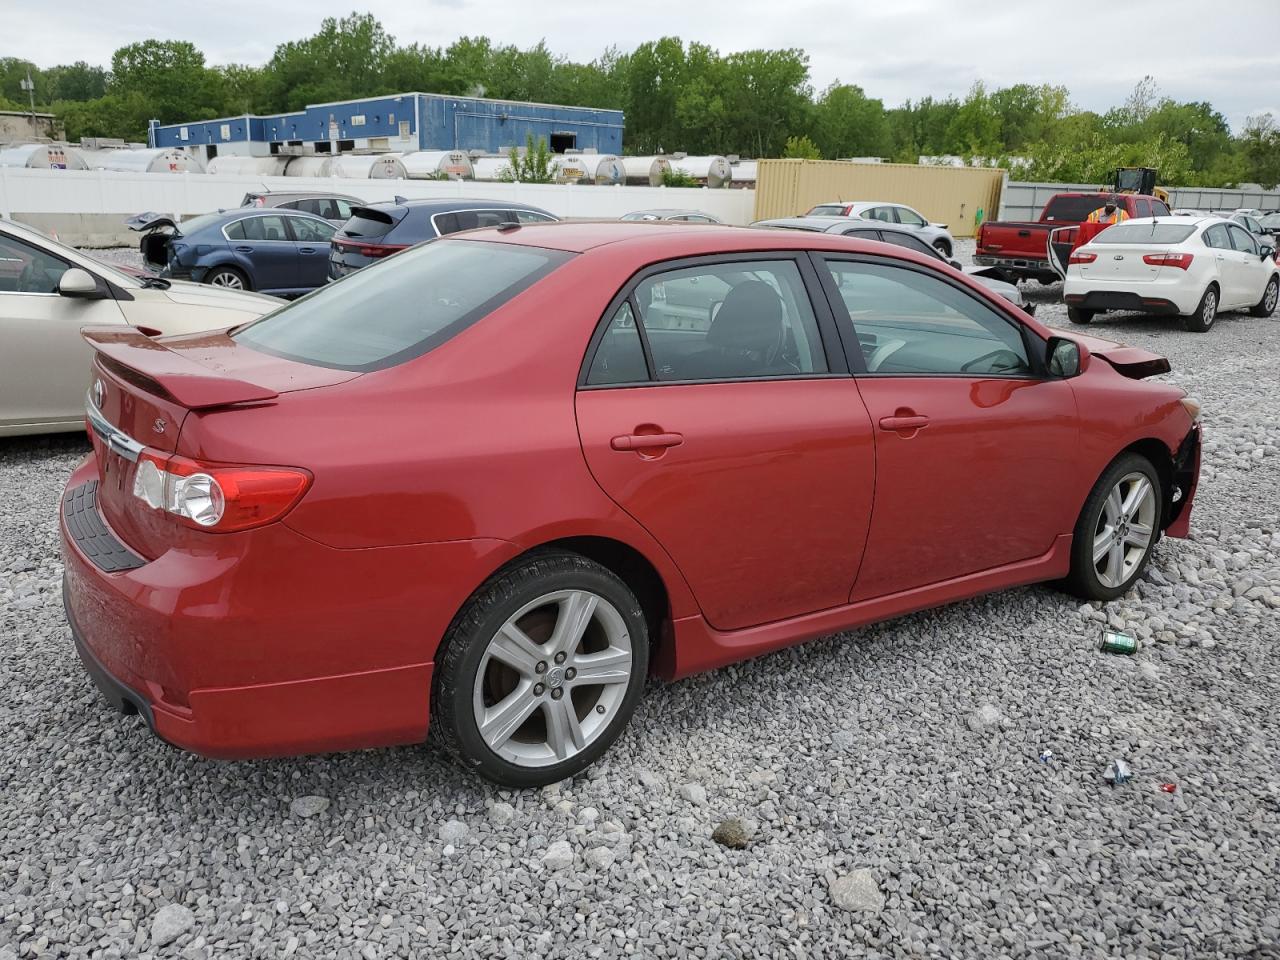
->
[61,222,1201,786]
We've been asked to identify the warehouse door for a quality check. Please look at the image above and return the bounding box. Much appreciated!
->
[550,132,576,152]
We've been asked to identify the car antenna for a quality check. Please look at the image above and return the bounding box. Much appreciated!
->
[394,195,407,204]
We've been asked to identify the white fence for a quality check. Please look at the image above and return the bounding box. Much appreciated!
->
[999,178,1280,222]
[0,167,758,245]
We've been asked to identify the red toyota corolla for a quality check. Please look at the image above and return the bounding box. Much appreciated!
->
[61,222,1201,786]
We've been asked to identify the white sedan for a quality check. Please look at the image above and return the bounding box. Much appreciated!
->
[1064,216,1279,332]
[0,219,281,436]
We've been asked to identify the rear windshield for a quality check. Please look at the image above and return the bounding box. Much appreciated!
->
[232,239,572,371]
[338,208,401,239]
[1041,196,1110,222]
[806,204,847,217]
[1091,223,1196,244]
[174,212,228,236]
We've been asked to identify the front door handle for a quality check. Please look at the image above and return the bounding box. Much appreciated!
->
[298,247,316,254]
[234,245,253,253]
[611,432,684,451]
[878,415,929,433]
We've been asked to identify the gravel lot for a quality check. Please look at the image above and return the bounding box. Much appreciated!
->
[2,239,1279,959]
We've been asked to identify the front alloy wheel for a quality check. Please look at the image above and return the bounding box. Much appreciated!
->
[432,552,649,786]
[1063,452,1161,600]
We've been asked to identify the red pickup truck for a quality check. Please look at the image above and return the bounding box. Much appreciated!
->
[975,192,1172,283]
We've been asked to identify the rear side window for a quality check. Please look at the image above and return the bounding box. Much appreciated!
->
[1093,223,1196,244]
[586,302,648,385]
[878,231,941,259]
[233,240,572,372]
[1202,224,1231,249]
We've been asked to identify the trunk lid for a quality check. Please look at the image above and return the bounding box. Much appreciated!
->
[126,212,180,269]
[82,326,358,558]
[1076,243,1163,283]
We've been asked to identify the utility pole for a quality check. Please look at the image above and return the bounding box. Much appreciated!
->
[19,69,36,135]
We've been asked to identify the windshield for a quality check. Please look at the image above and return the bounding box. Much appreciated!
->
[1091,223,1196,244]
[233,239,573,371]
[1042,196,1111,222]
[10,222,141,288]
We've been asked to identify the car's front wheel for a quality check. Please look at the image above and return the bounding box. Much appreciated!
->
[1250,276,1278,318]
[1063,452,1161,601]
[204,266,250,291]
[432,552,649,787]
[1182,284,1218,332]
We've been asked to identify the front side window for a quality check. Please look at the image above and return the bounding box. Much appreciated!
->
[0,232,69,293]
[1228,224,1259,254]
[233,239,572,371]
[434,209,518,236]
[515,210,556,224]
[631,260,828,382]
[895,207,926,227]
[289,216,336,243]
[1135,199,1153,218]
[1152,201,1171,216]
[840,228,881,241]
[823,260,1031,377]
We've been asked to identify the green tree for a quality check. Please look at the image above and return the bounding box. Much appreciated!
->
[43,62,108,103]
[813,83,888,159]
[783,134,822,159]
[262,13,395,111]
[1240,114,1280,189]
[110,40,219,122]
[503,133,558,183]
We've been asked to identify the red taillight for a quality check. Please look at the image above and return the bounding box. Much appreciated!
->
[131,450,311,533]
[1069,251,1097,265]
[334,238,408,258]
[1143,252,1194,270]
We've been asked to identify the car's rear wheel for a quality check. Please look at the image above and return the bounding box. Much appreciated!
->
[1182,284,1217,332]
[1067,307,1095,325]
[932,239,952,259]
[205,266,250,291]
[1250,276,1278,317]
[432,551,649,787]
[1062,453,1161,601]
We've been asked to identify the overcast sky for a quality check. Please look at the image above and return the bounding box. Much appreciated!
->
[9,0,1279,130]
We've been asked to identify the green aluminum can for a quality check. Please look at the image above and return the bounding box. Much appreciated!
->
[1099,630,1139,655]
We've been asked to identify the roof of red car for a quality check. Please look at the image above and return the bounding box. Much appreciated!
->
[453,220,901,257]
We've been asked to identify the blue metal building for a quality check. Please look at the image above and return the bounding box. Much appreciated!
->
[150,93,625,162]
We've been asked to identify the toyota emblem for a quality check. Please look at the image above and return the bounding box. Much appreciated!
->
[92,379,105,408]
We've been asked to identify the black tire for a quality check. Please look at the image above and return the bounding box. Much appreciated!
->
[932,239,952,259]
[431,551,649,787]
[1181,284,1218,332]
[1067,306,1095,325]
[1062,452,1162,601]
[1037,276,1058,286]
[203,266,251,291]
[1250,276,1279,318]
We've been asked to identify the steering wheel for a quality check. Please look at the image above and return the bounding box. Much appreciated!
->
[961,349,1026,374]
[17,262,41,294]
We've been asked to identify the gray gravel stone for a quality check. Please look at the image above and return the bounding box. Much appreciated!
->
[967,703,1002,731]
[289,795,330,818]
[541,840,574,870]
[149,903,195,947]
[677,783,707,805]
[584,845,616,870]
[438,819,469,844]
[829,870,885,914]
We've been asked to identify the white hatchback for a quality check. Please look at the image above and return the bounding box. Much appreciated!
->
[0,219,282,436]
[1063,217,1279,333]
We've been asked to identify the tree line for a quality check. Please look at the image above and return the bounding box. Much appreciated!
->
[2,14,1278,188]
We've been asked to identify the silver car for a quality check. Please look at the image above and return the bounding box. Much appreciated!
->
[803,201,956,258]
[620,209,723,224]
[241,191,364,227]
[753,216,1033,313]
[0,218,280,436]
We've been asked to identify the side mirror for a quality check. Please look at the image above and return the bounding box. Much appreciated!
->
[58,268,103,299]
[1047,336,1081,378]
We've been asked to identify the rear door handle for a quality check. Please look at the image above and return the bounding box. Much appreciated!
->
[611,432,683,451]
[878,415,929,432]
[234,245,253,253]
[299,247,316,254]
[1017,229,1032,237]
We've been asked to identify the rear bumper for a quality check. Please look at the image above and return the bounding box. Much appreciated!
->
[1064,291,1181,315]
[973,254,1055,279]
[58,454,510,760]
[1064,276,1199,314]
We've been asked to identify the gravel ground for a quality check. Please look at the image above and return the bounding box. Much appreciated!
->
[2,240,1279,959]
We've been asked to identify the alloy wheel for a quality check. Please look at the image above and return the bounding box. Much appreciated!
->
[1202,290,1216,326]
[210,271,243,289]
[1267,280,1278,313]
[472,590,633,768]
[1092,471,1157,589]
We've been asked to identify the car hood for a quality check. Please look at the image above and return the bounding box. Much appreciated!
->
[1047,327,1171,379]
[158,279,283,311]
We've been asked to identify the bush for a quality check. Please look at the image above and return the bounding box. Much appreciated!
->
[661,168,699,187]
[782,134,822,160]
[502,133,559,184]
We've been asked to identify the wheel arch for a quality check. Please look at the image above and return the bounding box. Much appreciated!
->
[1116,437,1177,529]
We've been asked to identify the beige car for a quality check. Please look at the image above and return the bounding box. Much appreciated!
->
[0,219,281,437]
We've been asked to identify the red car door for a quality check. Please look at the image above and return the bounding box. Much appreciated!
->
[814,255,1080,601]
[575,256,876,632]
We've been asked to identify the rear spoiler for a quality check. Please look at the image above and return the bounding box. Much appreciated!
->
[82,326,279,409]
